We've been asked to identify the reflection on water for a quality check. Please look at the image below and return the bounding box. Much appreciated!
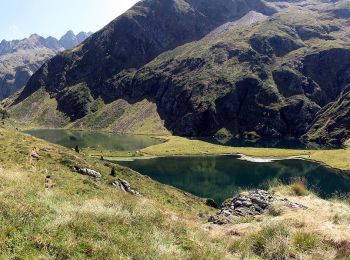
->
[24,129,161,151]
[197,137,340,150]
[120,156,350,204]
[25,129,350,204]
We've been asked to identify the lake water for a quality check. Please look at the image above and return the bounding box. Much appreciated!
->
[24,129,162,151]
[25,129,350,204]
[198,137,339,150]
[120,156,350,204]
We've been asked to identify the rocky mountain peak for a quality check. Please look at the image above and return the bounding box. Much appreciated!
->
[0,30,92,100]
[76,31,92,43]
[59,30,78,49]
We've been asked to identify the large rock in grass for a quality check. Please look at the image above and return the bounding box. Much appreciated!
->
[209,190,307,225]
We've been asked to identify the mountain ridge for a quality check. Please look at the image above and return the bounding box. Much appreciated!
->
[5,0,350,144]
[0,31,92,100]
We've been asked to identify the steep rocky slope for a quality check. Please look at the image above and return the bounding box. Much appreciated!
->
[6,0,350,143]
[0,31,92,100]
[305,88,350,143]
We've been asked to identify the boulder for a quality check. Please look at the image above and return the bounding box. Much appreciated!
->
[74,166,102,180]
[209,189,307,225]
[112,178,140,196]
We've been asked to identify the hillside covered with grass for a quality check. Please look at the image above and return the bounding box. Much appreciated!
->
[0,126,350,258]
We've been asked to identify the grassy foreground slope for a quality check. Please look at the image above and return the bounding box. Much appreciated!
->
[142,136,350,171]
[0,127,230,259]
[1,127,350,258]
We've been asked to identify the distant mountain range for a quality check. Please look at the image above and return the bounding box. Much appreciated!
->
[0,31,92,100]
[4,0,350,144]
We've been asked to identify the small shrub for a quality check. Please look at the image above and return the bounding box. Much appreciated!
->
[293,231,318,252]
[251,224,289,257]
[268,202,284,216]
[205,198,218,209]
[263,235,291,260]
[291,179,308,196]
[332,213,341,224]
[332,240,350,258]
[0,108,9,120]
[75,145,80,153]
[111,166,117,177]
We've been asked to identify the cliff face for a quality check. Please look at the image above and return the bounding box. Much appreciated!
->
[0,31,91,100]
[6,0,350,143]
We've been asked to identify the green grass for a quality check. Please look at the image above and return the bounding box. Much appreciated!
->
[5,88,69,129]
[0,127,348,258]
[67,98,170,135]
[251,224,290,257]
[293,231,319,252]
[0,127,241,259]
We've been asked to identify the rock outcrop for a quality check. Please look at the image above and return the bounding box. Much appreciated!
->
[74,166,102,181]
[209,190,307,225]
[112,178,140,196]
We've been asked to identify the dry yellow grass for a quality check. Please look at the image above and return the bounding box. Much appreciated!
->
[204,185,350,258]
[269,187,350,242]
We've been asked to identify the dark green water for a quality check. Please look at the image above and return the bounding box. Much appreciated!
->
[24,129,162,151]
[198,137,339,150]
[120,156,350,204]
[25,129,350,204]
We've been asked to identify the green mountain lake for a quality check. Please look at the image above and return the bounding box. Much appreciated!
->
[26,129,350,204]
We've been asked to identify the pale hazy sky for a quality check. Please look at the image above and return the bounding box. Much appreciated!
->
[0,0,140,41]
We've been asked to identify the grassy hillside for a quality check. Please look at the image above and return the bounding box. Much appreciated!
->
[1,126,350,258]
[3,89,68,129]
[4,89,170,135]
[68,98,170,135]
[0,126,222,258]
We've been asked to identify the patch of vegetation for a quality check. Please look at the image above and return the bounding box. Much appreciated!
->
[5,88,69,128]
[291,179,309,196]
[268,202,284,216]
[292,231,318,252]
[69,98,170,136]
[252,224,289,256]
[58,83,94,120]
[251,224,290,258]
[214,128,233,141]
[111,166,117,177]
[0,108,9,120]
